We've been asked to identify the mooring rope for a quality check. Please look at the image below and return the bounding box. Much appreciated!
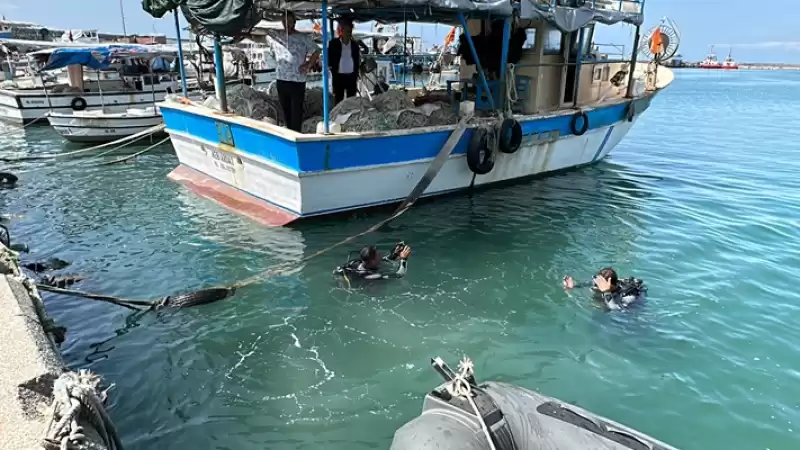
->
[38,116,473,311]
[42,370,123,450]
[0,124,165,164]
[444,357,497,450]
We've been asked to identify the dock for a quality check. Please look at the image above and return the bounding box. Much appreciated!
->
[0,243,120,450]
[665,61,800,70]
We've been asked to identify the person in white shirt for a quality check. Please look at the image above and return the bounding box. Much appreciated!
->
[327,18,366,105]
[264,11,320,132]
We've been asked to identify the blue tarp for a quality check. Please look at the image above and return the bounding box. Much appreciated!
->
[38,45,162,71]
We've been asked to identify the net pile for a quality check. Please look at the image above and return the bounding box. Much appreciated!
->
[325,90,461,133]
[225,84,332,127]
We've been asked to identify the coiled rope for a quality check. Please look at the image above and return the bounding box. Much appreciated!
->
[444,357,497,450]
[38,115,473,311]
[42,370,123,450]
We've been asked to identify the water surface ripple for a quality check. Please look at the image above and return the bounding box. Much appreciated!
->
[2,70,799,450]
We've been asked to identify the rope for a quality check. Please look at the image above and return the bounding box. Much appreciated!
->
[99,137,170,166]
[38,115,473,310]
[444,357,497,450]
[0,124,166,164]
[18,112,49,129]
[43,370,123,450]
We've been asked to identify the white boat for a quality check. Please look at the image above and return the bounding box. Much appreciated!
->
[0,45,186,124]
[47,107,164,143]
[156,0,673,227]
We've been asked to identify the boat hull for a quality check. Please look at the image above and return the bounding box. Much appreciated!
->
[47,111,164,143]
[0,87,177,125]
[161,90,657,226]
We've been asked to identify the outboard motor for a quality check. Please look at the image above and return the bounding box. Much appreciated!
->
[392,356,679,450]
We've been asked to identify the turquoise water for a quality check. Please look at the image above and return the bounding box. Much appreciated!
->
[3,69,800,449]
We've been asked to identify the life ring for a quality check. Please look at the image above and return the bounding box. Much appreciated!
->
[497,118,522,154]
[466,128,495,175]
[570,111,589,136]
[626,100,636,122]
[70,97,87,111]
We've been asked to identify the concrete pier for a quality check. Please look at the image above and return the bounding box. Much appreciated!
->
[0,244,117,450]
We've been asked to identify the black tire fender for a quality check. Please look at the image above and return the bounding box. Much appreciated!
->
[71,97,87,111]
[466,128,495,175]
[570,111,589,136]
[497,118,523,154]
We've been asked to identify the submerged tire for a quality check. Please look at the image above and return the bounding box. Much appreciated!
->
[164,287,236,308]
[0,172,18,187]
[466,128,495,175]
[0,224,8,248]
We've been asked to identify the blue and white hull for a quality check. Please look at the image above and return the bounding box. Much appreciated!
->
[159,65,670,226]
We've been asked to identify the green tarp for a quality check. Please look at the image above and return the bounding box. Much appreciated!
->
[141,0,258,37]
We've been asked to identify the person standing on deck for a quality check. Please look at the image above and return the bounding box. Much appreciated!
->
[327,18,366,104]
[263,11,321,132]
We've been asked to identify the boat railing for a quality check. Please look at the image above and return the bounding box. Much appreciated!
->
[541,0,644,14]
[591,43,626,61]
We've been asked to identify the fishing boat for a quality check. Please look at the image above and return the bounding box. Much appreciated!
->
[0,44,186,124]
[699,45,721,69]
[30,45,189,143]
[149,0,677,227]
[721,48,739,70]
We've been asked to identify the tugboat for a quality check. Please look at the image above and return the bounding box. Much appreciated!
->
[699,45,722,69]
[721,47,739,70]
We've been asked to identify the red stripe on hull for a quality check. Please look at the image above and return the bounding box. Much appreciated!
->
[168,165,298,227]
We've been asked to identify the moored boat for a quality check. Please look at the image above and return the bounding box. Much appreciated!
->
[149,0,676,227]
[0,44,187,124]
[721,47,739,70]
[699,45,721,69]
[47,108,164,143]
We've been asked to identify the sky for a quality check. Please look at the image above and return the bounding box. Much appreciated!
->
[1,0,800,63]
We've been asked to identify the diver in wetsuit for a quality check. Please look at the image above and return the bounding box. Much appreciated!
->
[563,267,646,310]
[334,242,412,281]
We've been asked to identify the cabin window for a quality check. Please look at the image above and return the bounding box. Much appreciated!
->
[543,28,562,55]
[524,29,536,49]
[602,66,610,81]
[593,68,602,81]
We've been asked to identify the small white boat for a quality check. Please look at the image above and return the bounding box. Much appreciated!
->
[47,107,164,143]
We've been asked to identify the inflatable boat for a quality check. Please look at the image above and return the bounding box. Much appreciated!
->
[391,357,679,450]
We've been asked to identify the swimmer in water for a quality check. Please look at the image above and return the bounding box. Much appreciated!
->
[334,241,412,283]
[563,267,646,310]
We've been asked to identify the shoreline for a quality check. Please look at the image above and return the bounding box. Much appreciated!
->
[668,63,800,71]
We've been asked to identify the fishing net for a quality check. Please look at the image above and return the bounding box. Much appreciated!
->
[226,84,284,123]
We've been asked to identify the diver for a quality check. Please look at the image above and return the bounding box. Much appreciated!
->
[334,241,412,282]
[562,267,646,310]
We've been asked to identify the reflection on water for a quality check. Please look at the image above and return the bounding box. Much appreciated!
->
[2,69,800,450]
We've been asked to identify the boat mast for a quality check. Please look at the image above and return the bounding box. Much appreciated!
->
[120,0,128,37]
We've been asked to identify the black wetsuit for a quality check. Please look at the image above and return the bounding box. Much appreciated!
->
[334,253,408,281]
[574,277,647,310]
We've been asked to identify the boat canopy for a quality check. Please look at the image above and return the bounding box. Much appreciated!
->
[31,44,176,71]
[143,0,644,36]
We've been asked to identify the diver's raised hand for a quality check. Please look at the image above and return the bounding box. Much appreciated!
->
[399,245,411,260]
[563,275,575,289]
[593,274,613,293]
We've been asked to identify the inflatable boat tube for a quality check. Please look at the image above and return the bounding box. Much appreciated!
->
[392,373,678,450]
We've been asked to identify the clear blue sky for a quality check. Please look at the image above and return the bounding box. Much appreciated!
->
[2,0,799,63]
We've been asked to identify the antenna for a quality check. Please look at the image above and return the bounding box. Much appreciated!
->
[120,0,128,37]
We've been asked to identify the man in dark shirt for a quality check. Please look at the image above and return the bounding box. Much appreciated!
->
[327,18,365,105]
